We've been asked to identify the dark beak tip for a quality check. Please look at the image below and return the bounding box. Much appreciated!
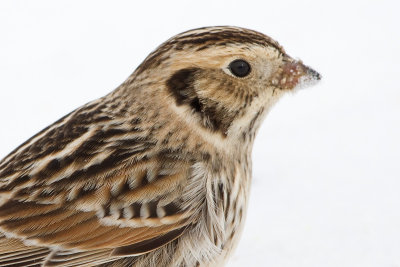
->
[307,67,322,81]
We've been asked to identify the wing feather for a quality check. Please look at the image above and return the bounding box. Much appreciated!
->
[0,101,200,266]
[0,234,50,266]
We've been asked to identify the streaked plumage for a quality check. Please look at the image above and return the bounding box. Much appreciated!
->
[0,26,320,266]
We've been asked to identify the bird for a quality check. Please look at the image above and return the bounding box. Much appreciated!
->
[0,26,320,267]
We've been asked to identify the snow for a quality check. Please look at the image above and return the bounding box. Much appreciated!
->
[0,1,399,266]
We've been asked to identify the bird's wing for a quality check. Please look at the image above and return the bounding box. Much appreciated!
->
[0,100,201,266]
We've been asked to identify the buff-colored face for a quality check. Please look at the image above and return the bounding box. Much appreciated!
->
[135,27,321,139]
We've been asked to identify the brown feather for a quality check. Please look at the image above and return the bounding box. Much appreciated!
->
[0,26,320,266]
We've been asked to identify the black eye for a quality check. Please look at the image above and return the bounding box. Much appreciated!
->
[228,59,251,77]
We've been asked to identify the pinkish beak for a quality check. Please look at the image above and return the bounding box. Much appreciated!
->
[272,60,321,90]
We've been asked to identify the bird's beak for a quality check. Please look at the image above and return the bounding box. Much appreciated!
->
[271,59,321,90]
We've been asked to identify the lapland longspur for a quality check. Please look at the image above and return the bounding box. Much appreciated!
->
[0,26,320,267]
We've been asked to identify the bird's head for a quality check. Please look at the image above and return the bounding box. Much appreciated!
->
[126,26,321,147]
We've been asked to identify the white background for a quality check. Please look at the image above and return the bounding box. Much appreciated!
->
[1,1,399,266]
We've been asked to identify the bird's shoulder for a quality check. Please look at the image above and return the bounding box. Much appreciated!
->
[0,98,210,266]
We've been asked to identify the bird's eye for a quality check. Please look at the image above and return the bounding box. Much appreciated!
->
[228,59,251,78]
